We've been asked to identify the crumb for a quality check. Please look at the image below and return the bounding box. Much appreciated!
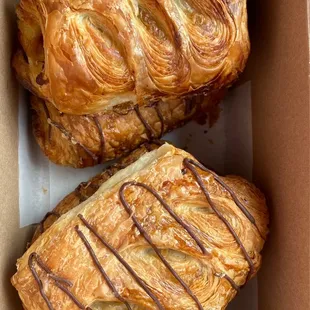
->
[208,138,214,145]
[204,130,208,134]
[42,187,48,194]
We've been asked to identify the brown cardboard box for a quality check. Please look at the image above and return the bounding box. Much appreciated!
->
[0,0,309,309]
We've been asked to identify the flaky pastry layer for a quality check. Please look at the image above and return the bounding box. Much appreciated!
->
[12,144,268,310]
[14,0,249,114]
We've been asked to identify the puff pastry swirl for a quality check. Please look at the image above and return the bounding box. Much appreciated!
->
[14,0,249,114]
[12,144,268,310]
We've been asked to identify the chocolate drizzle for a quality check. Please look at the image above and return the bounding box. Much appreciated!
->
[120,182,207,254]
[28,252,87,310]
[134,105,155,140]
[29,254,55,310]
[39,211,60,233]
[215,273,240,292]
[199,164,262,234]
[54,282,87,309]
[183,158,256,282]
[29,156,261,309]
[93,116,105,163]
[39,97,201,167]
[77,214,164,310]
[75,225,132,310]
[119,182,204,310]
[48,119,98,163]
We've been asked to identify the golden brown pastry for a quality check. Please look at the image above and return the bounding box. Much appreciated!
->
[31,91,223,168]
[32,142,160,243]
[14,0,249,115]
[12,144,268,310]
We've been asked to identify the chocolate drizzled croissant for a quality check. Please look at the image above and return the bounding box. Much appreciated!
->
[13,0,249,115]
[31,92,223,168]
[12,145,269,310]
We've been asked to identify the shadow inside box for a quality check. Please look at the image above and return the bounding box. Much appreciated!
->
[228,278,258,310]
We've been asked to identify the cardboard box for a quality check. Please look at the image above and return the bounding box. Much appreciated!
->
[0,0,309,309]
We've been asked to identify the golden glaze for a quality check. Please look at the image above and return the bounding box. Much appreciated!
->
[14,0,249,114]
[12,145,269,310]
[30,91,224,168]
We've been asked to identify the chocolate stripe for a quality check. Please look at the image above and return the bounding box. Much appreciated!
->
[134,105,154,140]
[32,253,72,287]
[29,253,54,310]
[121,181,207,254]
[28,253,87,309]
[183,158,255,282]
[77,214,164,310]
[215,273,240,292]
[48,119,98,162]
[75,225,132,310]
[185,159,261,232]
[119,183,204,310]
[54,282,85,309]
[29,155,261,309]
[93,116,105,164]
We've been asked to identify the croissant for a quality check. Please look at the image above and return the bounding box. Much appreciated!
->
[30,91,223,168]
[32,142,160,243]
[14,0,249,115]
[12,144,268,310]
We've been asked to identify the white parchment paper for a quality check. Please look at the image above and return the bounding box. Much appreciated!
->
[18,81,256,309]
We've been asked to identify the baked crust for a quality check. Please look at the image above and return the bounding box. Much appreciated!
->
[30,92,223,168]
[31,142,160,244]
[12,144,269,310]
[13,0,249,114]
